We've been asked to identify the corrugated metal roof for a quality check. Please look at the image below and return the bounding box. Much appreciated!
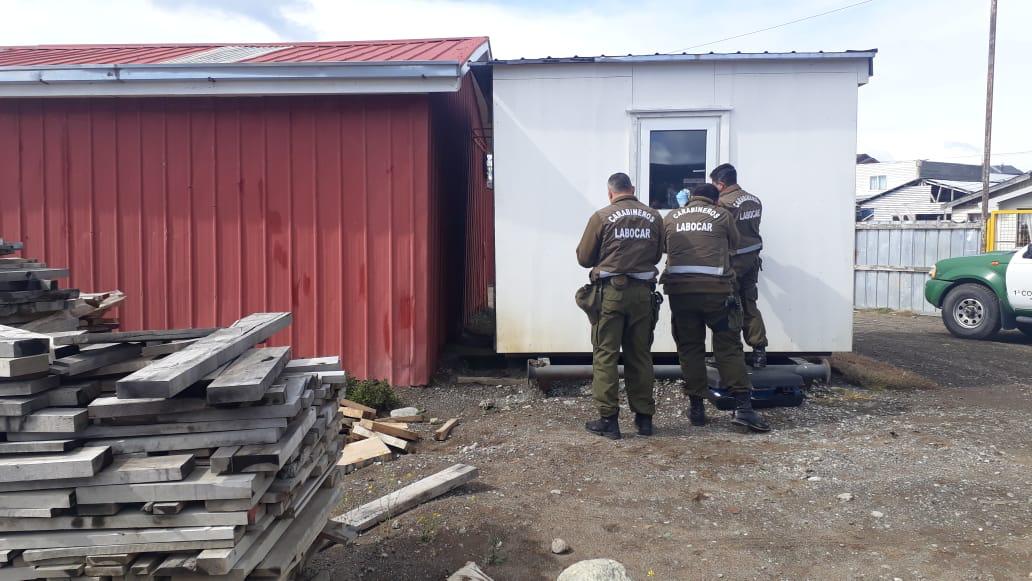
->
[492,49,877,66]
[0,37,489,67]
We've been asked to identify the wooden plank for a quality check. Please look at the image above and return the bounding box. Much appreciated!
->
[210,446,240,474]
[45,382,100,407]
[0,375,58,397]
[0,507,59,518]
[5,408,87,433]
[335,437,391,473]
[83,426,283,455]
[0,268,68,282]
[233,408,316,473]
[75,328,217,345]
[50,344,142,377]
[87,395,207,419]
[128,554,163,576]
[203,472,275,512]
[0,354,50,378]
[283,356,340,373]
[6,417,287,441]
[0,549,14,564]
[350,424,410,452]
[206,346,291,404]
[140,339,197,358]
[86,554,135,566]
[75,357,153,378]
[83,564,127,576]
[448,562,495,581]
[384,415,425,423]
[0,526,236,551]
[358,419,420,441]
[116,313,292,399]
[331,464,478,532]
[0,454,194,493]
[32,562,84,577]
[0,489,73,510]
[193,512,275,575]
[151,501,185,515]
[0,392,53,416]
[0,446,110,483]
[434,418,460,442]
[338,399,375,416]
[0,505,254,533]
[75,468,264,504]
[153,553,199,576]
[20,538,234,563]
[0,325,50,358]
[0,440,79,454]
[253,487,343,578]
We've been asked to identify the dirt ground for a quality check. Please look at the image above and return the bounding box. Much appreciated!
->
[308,311,1032,581]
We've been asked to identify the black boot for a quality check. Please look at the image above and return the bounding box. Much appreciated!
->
[731,392,771,433]
[585,413,622,440]
[634,413,654,436]
[751,347,767,369]
[688,396,707,426]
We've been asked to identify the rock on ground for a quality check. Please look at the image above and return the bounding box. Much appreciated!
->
[557,559,632,581]
[551,538,569,554]
[390,406,420,417]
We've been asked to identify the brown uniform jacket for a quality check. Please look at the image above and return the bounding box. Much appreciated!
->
[660,196,739,294]
[717,184,763,256]
[576,194,663,282]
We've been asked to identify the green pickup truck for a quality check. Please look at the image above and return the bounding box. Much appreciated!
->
[924,244,1032,339]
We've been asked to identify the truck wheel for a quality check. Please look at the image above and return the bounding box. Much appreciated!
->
[941,283,1000,339]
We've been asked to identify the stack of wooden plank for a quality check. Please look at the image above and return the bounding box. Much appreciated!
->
[0,240,123,333]
[0,312,349,580]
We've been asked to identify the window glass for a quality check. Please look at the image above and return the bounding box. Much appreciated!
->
[648,130,707,209]
[869,175,887,190]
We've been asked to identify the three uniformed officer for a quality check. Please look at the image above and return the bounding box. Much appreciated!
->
[712,164,769,368]
[576,173,663,440]
[660,183,770,432]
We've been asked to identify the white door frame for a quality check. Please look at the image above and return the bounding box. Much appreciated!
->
[628,108,732,196]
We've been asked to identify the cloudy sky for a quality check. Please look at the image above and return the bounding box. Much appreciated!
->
[3,0,1029,170]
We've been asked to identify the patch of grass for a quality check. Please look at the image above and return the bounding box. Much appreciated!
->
[830,352,938,391]
[346,377,401,412]
[484,535,507,566]
[416,512,443,543]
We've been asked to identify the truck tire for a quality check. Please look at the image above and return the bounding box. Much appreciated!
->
[941,283,1000,340]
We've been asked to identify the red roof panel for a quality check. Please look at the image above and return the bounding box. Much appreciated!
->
[0,37,489,67]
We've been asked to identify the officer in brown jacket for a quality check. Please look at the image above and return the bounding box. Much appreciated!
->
[712,163,768,368]
[576,173,663,439]
[661,183,770,432]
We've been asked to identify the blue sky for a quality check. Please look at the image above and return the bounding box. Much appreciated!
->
[3,0,1030,169]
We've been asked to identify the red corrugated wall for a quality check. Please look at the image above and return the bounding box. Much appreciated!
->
[0,94,447,386]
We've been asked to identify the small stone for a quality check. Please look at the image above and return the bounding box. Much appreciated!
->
[429,417,441,425]
[837,493,854,502]
[391,520,401,530]
[807,476,822,482]
[550,489,562,495]
[551,538,570,554]
[871,511,884,518]
[557,559,631,581]
[390,406,419,417]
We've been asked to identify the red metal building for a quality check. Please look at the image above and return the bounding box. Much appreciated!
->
[0,38,495,386]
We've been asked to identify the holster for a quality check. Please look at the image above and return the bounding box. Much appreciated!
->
[650,290,663,331]
[575,282,603,325]
[724,294,744,333]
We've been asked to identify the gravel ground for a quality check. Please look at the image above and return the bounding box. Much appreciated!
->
[306,311,1031,581]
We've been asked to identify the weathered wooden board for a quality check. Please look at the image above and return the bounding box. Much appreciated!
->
[0,525,237,551]
[203,473,275,513]
[0,446,110,484]
[336,437,392,473]
[140,339,197,358]
[0,507,58,518]
[44,382,101,407]
[0,354,50,378]
[210,446,240,474]
[331,464,478,532]
[87,395,207,419]
[359,419,420,441]
[70,328,217,345]
[0,268,68,282]
[4,408,87,433]
[83,426,283,455]
[283,356,340,373]
[434,418,460,441]
[253,487,343,578]
[0,325,50,358]
[0,392,53,417]
[350,424,410,452]
[206,346,291,404]
[0,288,77,305]
[74,468,264,504]
[0,454,194,493]
[233,408,315,473]
[6,417,287,441]
[50,344,142,377]
[20,538,234,562]
[0,504,254,533]
[0,489,73,510]
[0,439,79,454]
[0,375,58,397]
[116,313,292,399]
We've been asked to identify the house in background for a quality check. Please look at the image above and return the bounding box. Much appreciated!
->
[856,159,1022,222]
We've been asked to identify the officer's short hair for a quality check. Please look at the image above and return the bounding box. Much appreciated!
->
[607,172,634,194]
[692,183,720,202]
[709,163,737,186]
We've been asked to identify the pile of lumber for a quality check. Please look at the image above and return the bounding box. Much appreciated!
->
[0,312,348,579]
[336,401,461,474]
[0,239,122,334]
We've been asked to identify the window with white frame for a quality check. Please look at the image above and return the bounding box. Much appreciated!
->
[869,175,887,190]
[636,116,718,210]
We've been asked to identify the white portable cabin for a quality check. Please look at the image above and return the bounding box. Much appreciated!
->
[492,50,876,355]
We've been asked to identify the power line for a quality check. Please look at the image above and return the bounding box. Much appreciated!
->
[670,0,876,53]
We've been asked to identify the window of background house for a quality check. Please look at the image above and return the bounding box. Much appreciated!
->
[637,117,719,211]
[869,175,887,190]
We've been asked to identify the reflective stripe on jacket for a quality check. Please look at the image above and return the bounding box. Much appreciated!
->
[660,196,738,294]
[576,194,664,282]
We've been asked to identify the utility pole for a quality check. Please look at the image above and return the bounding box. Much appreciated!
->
[980,0,998,250]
